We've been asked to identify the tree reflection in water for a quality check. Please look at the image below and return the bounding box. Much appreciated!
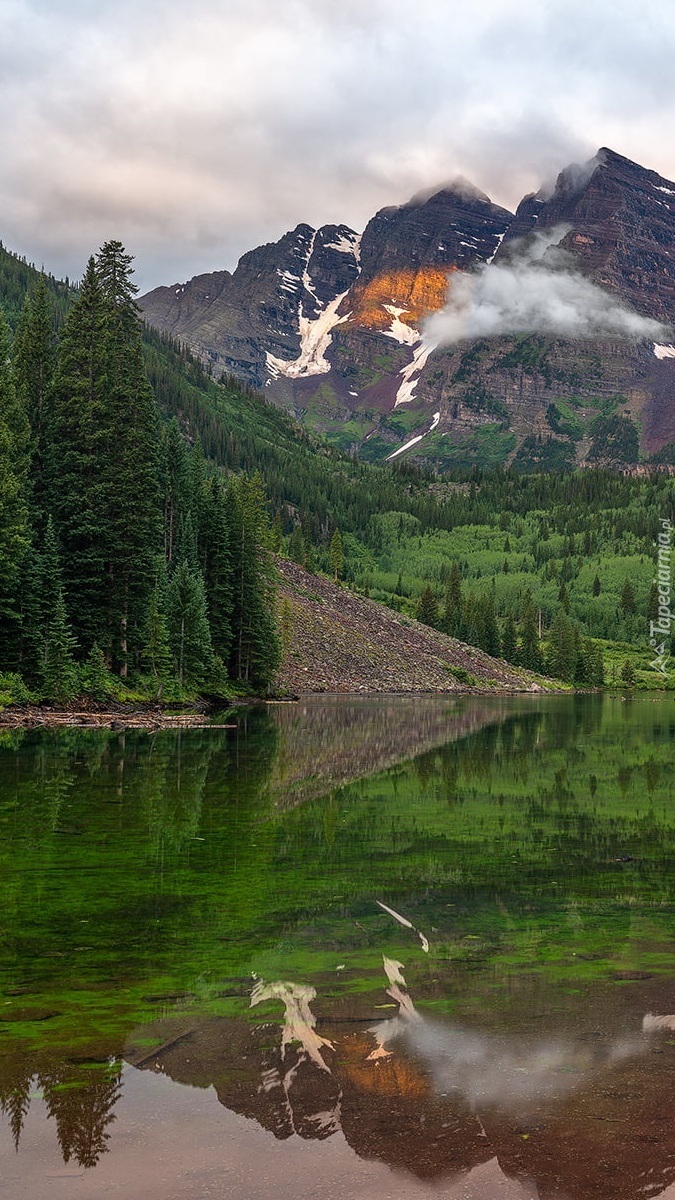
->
[0,694,675,1196]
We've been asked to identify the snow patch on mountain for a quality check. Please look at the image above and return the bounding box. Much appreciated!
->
[325,231,361,256]
[487,231,505,264]
[382,304,419,346]
[301,231,320,303]
[654,343,675,358]
[386,433,425,460]
[394,337,435,406]
[277,268,300,293]
[387,411,441,460]
[267,290,350,379]
[266,226,362,381]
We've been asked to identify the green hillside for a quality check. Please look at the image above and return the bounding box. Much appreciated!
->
[1,240,674,690]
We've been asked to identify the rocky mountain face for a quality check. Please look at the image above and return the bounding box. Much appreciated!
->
[140,149,675,469]
[141,222,360,389]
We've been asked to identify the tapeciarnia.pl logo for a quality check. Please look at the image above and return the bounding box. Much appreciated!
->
[649,518,673,676]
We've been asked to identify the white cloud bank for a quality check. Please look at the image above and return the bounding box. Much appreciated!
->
[425,229,671,345]
[4,0,675,286]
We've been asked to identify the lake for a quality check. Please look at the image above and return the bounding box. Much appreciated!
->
[0,693,674,1200]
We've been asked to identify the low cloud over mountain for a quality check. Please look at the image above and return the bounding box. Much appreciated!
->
[425,228,671,346]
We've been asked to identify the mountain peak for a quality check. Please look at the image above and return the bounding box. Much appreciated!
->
[407,176,493,208]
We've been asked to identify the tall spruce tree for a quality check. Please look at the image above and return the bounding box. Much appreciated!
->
[0,306,30,668]
[519,592,543,672]
[620,576,636,615]
[47,245,161,673]
[160,419,192,566]
[38,523,78,702]
[198,476,233,663]
[13,277,56,528]
[442,562,463,637]
[46,257,110,652]
[142,557,175,697]
[478,593,501,657]
[501,612,518,664]
[329,528,344,581]
[416,584,439,627]
[228,473,280,689]
[546,610,579,682]
[95,241,161,675]
[167,559,214,688]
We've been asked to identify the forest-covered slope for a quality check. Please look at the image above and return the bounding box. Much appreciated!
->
[1,239,674,694]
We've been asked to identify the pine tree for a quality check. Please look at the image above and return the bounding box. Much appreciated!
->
[80,644,117,702]
[45,257,110,652]
[95,240,161,675]
[329,528,344,581]
[592,574,601,597]
[647,581,659,620]
[142,558,175,697]
[227,473,280,689]
[31,518,78,700]
[620,659,636,687]
[501,612,518,664]
[303,527,317,573]
[278,596,294,658]
[288,524,305,565]
[519,592,543,672]
[578,637,604,686]
[16,540,43,679]
[46,245,161,673]
[41,587,78,702]
[479,594,500,657]
[13,277,56,526]
[416,584,439,627]
[174,509,199,570]
[620,577,636,615]
[167,559,214,689]
[0,306,30,667]
[32,517,69,678]
[159,419,191,566]
[197,476,233,663]
[270,511,283,553]
[442,562,463,637]
[546,610,578,682]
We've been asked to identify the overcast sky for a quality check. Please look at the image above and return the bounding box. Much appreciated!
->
[2,0,675,291]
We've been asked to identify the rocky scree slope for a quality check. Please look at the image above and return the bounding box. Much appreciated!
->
[275,559,548,695]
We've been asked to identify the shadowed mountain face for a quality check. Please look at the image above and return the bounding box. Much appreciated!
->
[140,149,675,469]
[499,148,675,323]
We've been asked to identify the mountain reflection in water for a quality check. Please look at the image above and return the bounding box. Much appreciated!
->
[1,694,675,1199]
[123,957,675,1200]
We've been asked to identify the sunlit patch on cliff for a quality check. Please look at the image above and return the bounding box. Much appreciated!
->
[344,267,454,334]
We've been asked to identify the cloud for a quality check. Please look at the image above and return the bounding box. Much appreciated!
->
[405,1016,642,1110]
[2,1,675,287]
[424,228,671,346]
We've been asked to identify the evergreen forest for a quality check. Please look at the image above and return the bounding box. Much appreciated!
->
[0,243,280,704]
[0,238,674,703]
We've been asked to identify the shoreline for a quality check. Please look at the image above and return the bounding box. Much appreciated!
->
[0,685,594,730]
[0,704,230,731]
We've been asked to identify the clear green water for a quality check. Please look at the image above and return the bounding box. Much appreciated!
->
[0,694,674,1199]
